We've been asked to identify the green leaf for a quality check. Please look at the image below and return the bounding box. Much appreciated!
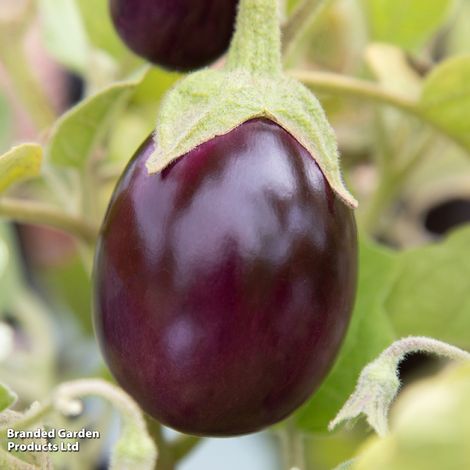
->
[0,382,17,412]
[47,71,147,168]
[295,238,397,432]
[47,67,180,169]
[419,55,470,152]
[107,112,153,165]
[132,68,181,105]
[105,69,181,166]
[0,144,42,194]
[386,225,470,348]
[148,69,357,207]
[360,0,455,50]
[38,0,90,73]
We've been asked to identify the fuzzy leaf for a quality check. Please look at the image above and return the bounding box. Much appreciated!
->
[352,362,470,470]
[148,69,357,207]
[329,337,470,436]
[0,144,42,194]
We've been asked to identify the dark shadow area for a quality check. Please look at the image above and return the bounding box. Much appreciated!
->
[424,198,470,236]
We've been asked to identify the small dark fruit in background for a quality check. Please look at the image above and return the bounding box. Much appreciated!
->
[109,0,239,71]
[93,119,357,436]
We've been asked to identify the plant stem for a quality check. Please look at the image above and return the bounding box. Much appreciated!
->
[279,419,306,470]
[0,31,56,130]
[170,435,202,462]
[226,0,282,76]
[144,416,175,470]
[143,415,202,469]
[382,336,470,366]
[0,402,53,437]
[290,70,418,115]
[329,336,470,436]
[282,0,335,57]
[0,197,98,245]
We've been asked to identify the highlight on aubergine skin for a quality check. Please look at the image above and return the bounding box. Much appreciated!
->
[93,119,357,436]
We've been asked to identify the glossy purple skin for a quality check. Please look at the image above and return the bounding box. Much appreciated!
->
[94,119,357,436]
[109,0,239,70]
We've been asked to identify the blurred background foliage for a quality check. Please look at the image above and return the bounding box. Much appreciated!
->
[1,0,470,469]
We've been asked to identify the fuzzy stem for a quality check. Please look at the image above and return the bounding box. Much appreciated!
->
[0,197,98,245]
[226,0,282,76]
[380,336,470,368]
[0,380,158,468]
[56,380,157,469]
[0,401,53,437]
[329,336,470,436]
[54,380,147,428]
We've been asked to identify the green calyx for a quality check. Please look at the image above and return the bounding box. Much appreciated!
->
[147,0,357,208]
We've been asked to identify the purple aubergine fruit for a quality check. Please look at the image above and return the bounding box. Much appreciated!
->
[109,0,239,71]
[93,118,357,436]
